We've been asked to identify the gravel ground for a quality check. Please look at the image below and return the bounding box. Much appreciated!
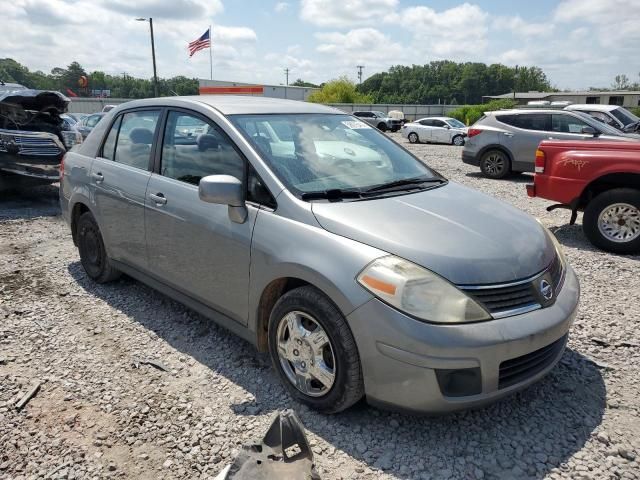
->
[1,135,639,480]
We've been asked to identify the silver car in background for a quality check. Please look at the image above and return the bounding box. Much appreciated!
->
[60,96,579,413]
[352,110,402,132]
[462,108,639,179]
[401,117,468,146]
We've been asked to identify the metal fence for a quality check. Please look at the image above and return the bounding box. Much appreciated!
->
[328,103,458,120]
[68,97,459,119]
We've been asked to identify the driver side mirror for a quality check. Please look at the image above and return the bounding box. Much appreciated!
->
[581,126,598,136]
[444,125,451,129]
[199,174,247,223]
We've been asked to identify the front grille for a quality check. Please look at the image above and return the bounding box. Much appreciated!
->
[460,253,565,318]
[498,334,567,389]
[464,282,537,315]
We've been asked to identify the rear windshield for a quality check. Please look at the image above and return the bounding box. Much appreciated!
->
[611,107,639,126]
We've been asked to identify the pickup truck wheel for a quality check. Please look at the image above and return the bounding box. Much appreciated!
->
[268,286,364,413]
[452,135,465,146]
[377,122,388,132]
[77,212,121,283]
[480,150,511,179]
[583,189,640,254]
[408,132,419,143]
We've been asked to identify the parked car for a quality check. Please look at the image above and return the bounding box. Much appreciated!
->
[463,108,640,179]
[401,117,467,146]
[352,111,401,132]
[66,112,88,123]
[564,104,640,133]
[527,140,640,253]
[76,112,106,139]
[0,89,82,189]
[61,96,579,414]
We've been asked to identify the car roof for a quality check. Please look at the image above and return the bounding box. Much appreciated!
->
[417,116,454,121]
[486,109,578,115]
[113,95,342,116]
[565,104,619,112]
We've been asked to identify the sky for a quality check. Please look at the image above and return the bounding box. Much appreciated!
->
[4,0,640,91]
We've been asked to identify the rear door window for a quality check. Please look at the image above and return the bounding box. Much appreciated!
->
[113,110,160,170]
[101,116,122,160]
[498,114,550,131]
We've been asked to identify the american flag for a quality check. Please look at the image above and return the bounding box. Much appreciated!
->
[188,28,210,57]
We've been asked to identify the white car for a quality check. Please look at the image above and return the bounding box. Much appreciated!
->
[564,104,640,133]
[401,117,467,146]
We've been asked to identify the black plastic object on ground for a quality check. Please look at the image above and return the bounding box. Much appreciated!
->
[215,409,320,480]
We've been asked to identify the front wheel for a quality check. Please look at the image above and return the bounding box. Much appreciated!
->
[377,122,388,132]
[479,149,511,179]
[268,286,364,413]
[452,135,465,146]
[583,188,640,254]
[408,132,419,143]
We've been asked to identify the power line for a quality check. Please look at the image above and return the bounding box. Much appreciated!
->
[357,65,365,84]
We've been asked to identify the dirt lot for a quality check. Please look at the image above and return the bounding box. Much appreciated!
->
[1,135,639,480]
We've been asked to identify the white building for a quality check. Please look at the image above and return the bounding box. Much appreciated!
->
[198,79,319,101]
[484,91,640,108]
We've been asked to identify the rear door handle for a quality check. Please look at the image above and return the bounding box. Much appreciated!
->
[503,132,514,137]
[91,172,104,183]
[149,192,167,205]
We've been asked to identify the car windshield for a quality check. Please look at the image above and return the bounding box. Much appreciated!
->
[230,113,440,196]
[446,118,466,128]
[611,107,639,126]
[572,111,622,135]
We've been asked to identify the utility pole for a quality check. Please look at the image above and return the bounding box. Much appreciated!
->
[136,17,159,97]
[357,65,365,84]
[284,68,290,86]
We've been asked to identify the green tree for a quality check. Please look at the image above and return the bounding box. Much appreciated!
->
[291,78,319,88]
[308,77,373,103]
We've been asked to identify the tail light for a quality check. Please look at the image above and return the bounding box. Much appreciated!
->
[467,128,483,138]
[535,149,546,173]
[60,154,66,181]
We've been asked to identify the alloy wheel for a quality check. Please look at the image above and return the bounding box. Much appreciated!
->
[597,203,640,243]
[483,153,506,176]
[276,311,336,397]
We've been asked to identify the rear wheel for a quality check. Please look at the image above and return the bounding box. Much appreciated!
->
[77,212,120,283]
[408,132,419,143]
[452,135,465,146]
[377,122,388,132]
[480,149,511,179]
[268,286,364,413]
[583,188,640,254]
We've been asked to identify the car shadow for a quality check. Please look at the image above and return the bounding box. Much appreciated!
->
[68,262,606,480]
[465,172,534,183]
[551,223,640,261]
[0,183,61,220]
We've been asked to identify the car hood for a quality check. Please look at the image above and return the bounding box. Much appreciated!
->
[0,89,69,113]
[311,182,555,285]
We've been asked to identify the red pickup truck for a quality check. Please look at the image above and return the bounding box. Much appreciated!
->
[527,140,640,254]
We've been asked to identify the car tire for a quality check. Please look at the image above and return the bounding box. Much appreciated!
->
[268,286,364,414]
[77,211,121,283]
[479,149,511,179]
[583,188,640,254]
[408,132,419,143]
[377,122,388,132]
[452,135,465,146]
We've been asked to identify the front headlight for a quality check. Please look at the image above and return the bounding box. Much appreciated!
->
[357,256,491,324]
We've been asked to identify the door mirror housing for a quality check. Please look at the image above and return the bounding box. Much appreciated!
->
[444,125,451,129]
[581,126,598,136]
[199,175,247,223]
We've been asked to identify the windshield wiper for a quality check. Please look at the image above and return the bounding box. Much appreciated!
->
[363,176,444,193]
[300,188,363,201]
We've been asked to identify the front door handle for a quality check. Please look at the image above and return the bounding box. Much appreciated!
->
[91,172,104,183]
[149,192,167,205]
[503,132,514,137]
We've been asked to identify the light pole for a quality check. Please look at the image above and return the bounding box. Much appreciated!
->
[136,17,159,97]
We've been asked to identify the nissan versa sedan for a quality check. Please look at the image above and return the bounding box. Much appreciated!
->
[60,96,580,414]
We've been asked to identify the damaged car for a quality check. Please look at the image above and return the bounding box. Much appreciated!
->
[0,89,82,189]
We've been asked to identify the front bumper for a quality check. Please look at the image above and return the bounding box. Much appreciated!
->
[347,265,579,413]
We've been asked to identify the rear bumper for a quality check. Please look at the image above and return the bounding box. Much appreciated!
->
[530,174,586,205]
[462,150,480,166]
[347,265,579,413]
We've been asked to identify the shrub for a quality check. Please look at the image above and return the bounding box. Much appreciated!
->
[307,76,373,104]
[630,106,640,118]
[449,99,517,125]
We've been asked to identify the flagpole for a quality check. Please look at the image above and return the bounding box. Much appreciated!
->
[209,25,213,81]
